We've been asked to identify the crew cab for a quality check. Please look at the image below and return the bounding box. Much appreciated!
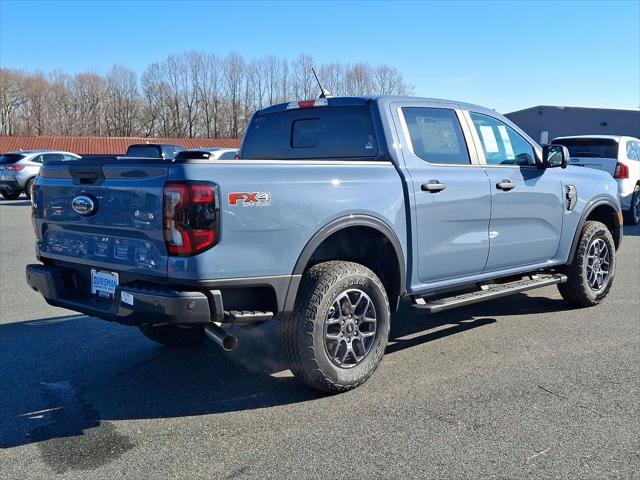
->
[26,96,622,393]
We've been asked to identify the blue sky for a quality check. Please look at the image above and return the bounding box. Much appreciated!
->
[1,0,638,113]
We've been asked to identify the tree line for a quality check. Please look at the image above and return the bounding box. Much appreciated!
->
[0,52,413,139]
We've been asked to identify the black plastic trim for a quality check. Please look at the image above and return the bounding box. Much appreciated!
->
[567,197,622,264]
[177,274,294,313]
[290,214,406,299]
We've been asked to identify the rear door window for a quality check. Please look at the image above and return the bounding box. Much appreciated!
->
[242,106,377,160]
[43,153,64,162]
[401,107,470,165]
[470,113,536,166]
[218,151,237,160]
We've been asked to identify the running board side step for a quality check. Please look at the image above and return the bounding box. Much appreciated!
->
[411,274,567,314]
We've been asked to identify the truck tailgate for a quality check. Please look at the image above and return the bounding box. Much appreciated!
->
[33,159,169,279]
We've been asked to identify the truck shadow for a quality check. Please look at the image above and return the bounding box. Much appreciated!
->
[0,293,570,450]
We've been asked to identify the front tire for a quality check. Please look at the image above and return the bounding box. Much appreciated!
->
[138,324,206,347]
[558,220,616,307]
[283,261,390,393]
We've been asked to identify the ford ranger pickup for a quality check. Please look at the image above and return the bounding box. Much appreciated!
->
[26,96,623,393]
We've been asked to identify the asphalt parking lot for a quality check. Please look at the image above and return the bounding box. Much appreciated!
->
[0,198,638,480]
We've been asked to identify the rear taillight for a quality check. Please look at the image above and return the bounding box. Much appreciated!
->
[4,165,25,172]
[163,182,219,256]
[614,162,629,179]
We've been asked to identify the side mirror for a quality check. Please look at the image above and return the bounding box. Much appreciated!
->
[542,144,570,169]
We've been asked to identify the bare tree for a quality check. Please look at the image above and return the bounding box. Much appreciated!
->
[374,65,413,95]
[192,52,223,138]
[291,53,316,100]
[223,52,245,138]
[72,73,105,135]
[104,65,139,136]
[0,52,414,138]
[21,71,50,135]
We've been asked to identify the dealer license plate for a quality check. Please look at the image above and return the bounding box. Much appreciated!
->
[91,269,119,298]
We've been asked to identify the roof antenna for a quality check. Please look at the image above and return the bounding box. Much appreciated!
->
[312,68,331,98]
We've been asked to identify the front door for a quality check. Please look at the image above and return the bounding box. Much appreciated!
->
[395,104,492,285]
[466,112,564,272]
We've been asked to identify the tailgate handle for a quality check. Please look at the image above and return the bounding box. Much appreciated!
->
[70,166,105,185]
[76,172,98,184]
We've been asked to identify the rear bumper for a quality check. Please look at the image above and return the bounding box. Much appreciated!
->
[26,263,215,326]
[0,179,21,191]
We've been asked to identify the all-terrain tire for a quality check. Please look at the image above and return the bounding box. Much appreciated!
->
[138,324,207,347]
[283,261,390,393]
[558,220,616,307]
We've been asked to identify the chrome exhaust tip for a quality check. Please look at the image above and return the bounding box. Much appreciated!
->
[204,323,238,352]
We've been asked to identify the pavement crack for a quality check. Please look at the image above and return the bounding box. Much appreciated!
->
[537,385,567,400]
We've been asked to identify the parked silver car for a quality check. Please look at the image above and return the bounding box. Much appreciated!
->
[0,150,80,200]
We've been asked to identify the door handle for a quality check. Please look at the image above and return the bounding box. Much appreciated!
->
[496,180,516,191]
[421,181,447,193]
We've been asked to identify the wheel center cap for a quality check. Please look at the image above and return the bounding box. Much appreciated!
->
[345,322,355,334]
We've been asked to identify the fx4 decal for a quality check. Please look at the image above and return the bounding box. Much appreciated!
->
[228,192,272,207]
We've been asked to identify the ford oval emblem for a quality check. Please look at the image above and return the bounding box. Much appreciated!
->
[71,195,97,216]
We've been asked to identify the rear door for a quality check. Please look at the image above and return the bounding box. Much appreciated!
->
[34,159,170,278]
[467,111,563,271]
[393,102,491,284]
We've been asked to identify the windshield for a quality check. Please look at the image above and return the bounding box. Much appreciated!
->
[242,106,378,160]
[553,138,619,159]
[126,145,162,158]
[0,153,25,164]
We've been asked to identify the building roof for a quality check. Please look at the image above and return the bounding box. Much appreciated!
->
[0,136,241,155]
[507,105,640,115]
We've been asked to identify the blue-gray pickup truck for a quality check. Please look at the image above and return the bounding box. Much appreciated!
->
[26,96,623,393]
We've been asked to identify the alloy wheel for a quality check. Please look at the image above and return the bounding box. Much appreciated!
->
[324,289,378,368]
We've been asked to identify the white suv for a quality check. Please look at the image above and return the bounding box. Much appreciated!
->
[552,135,640,224]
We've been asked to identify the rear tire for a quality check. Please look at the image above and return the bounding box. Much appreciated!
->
[25,178,35,200]
[283,261,390,393]
[138,324,206,347]
[625,184,640,225]
[558,220,616,307]
[1,190,21,200]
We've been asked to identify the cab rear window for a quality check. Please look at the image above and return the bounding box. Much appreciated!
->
[242,106,378,160]
[126,145,162,158]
